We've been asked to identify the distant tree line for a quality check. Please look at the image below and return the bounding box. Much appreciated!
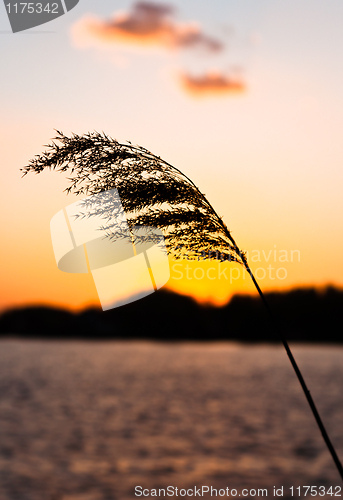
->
[0,286,342,343]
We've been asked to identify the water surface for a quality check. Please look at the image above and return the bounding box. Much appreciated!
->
[0,340,342,499]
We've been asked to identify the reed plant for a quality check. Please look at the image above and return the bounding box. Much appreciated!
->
[23,131,343,480]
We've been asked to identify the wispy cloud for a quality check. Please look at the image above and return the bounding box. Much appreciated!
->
[72,2,223,53]
[179,71,246,97]
[71,2,247,98]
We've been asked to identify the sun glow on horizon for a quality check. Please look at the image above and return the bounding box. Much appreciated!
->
[1,1,343,312]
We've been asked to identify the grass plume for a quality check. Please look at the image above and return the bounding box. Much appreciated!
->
[22,130,343,481]
[22,130,247,264]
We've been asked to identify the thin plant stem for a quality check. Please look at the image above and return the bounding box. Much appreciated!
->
[239,250,343,481]
[223,223,343,481]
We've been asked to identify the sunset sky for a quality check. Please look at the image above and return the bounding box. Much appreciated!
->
[1,0,343,311]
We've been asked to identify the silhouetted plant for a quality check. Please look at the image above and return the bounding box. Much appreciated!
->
[22,130,343,481]
[22,130,247,264]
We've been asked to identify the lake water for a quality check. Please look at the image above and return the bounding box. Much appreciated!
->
[0,340,342,500]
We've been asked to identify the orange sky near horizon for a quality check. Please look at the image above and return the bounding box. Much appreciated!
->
[1,0,343,312]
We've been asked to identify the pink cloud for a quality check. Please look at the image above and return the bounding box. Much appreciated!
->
[72,2,223,52]
[179,71,246,97]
